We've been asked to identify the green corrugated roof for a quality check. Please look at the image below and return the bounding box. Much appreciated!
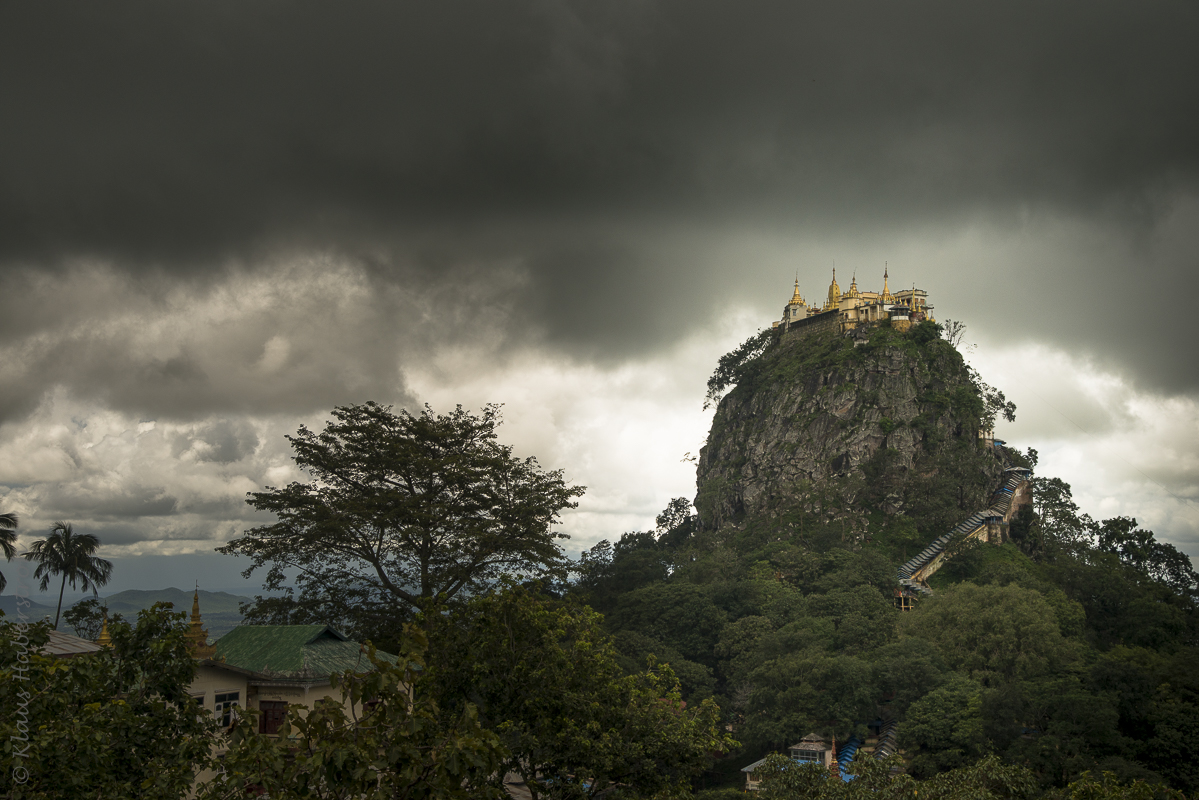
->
[213,625,397,680]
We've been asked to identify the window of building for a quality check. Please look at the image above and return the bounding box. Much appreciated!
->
[790,748,822,763]
[191,694,206,709]
[215,692,239,728]
[259,701,288,735]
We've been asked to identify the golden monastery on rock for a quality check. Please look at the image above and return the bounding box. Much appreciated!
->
[774,265,933,336]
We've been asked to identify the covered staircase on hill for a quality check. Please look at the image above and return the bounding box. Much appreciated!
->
[836,734,862,781]
[895,467,1032,600]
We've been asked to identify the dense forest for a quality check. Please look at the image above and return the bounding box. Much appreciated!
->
[572,322,1199,795]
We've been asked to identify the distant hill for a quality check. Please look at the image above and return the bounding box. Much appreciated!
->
[0,595,57,620]
[77,588,253,642]
[100,588,251,616]
[3,589,254,641]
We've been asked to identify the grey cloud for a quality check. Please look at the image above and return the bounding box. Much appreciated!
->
[1,0,1198,408]
[171,420,260,464]
[0,261,434,423]
[70,521,220,548]
[1,0,1194,263]
[43,484,179,521]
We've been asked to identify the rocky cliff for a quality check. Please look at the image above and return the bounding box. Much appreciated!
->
[695,323,1004,535]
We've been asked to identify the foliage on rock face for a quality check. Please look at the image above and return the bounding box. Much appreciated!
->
[0,604,216,800]
[425,586,736,799]
[199,626,508,800]
[696,324,1004,532]
[221,401,585,642]
[705,327,776,409]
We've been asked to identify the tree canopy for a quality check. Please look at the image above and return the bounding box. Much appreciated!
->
[221,402,585,631]
[22,521,113,630]
[0,604,216,798]
[0,511,16,593]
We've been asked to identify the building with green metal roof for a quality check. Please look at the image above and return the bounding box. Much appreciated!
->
[210,624,396,681]
[189,623,397,742]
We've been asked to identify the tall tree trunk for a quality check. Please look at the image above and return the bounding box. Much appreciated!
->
[55,572,66,630]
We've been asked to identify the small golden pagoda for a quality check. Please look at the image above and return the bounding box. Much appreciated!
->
[187,586,217,659]
[825,266,841,311]
[789,277,805,306]
[845,272,860,300]
[96,612,112,648]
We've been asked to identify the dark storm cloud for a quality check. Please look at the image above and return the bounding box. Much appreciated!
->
[43,484,178,521]
[2,0,1198,397]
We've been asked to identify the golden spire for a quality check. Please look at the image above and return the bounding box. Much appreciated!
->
[790,275,805,306]
[846,271,860,299]
[882,262,893,303]
[97,610,112,648]
[826,264,841,310]
[187,583,216,659]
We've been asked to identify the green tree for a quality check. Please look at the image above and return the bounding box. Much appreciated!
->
[911,319,945,345]
[704,328,775,409]
[1043,770,1188,800]
[220,402,585,633]
[742,649,877,752]
[61,597,122,642]
[200,627,508,800]
[901,673,989,778]
[575,531,672,613]
[753,752,1037,800]
[999,676,1124,787]
[900,583,1078,686]
[1031,477,1091,557]
[870,637,950,716]
[426,586,734,799]
[0,604,217,799]
[968,365,1017,433]
[22,521,113,630]
[0,511,15,593]
[1090,517,1198,596]
[606,581,729,668]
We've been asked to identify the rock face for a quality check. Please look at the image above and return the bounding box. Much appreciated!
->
[695,325,1001,531]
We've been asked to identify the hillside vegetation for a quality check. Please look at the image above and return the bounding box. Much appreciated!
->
[572,322,1199,794]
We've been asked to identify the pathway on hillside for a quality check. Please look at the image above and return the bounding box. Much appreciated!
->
[832,472,1033,780]
[895,467,1032,598]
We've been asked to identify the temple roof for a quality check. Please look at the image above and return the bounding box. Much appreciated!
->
[212,624,396,680]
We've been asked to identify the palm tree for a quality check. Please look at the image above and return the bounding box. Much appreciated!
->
[23,521,113,629]
[1,512,16,593]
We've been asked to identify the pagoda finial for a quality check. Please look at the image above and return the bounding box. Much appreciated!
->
[826,262,841,310]
[187,584,216,659]
[97,609,112,648]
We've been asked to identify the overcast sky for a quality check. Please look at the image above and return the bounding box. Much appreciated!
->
[2,1,1196,596]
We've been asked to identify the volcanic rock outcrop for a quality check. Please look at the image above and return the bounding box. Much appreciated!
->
[696,324,1003,532]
